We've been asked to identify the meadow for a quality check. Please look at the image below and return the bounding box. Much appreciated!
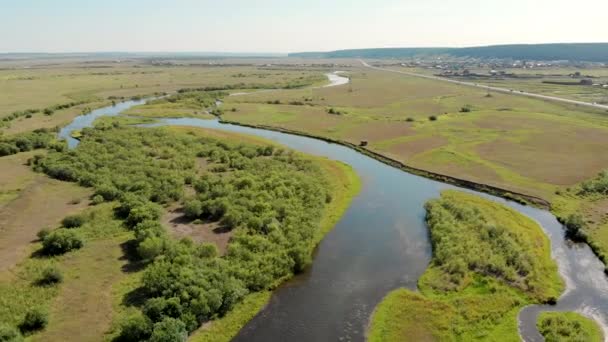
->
[0,123,359,341]
[0,59,327,134]
[368,190,563,341]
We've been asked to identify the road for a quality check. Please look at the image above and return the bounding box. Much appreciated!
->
[359,59,608,111]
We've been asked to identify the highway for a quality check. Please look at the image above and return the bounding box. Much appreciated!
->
[360,60,608,111]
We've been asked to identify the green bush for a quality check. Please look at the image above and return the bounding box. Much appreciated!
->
[183,199,203,218]
[114,313,152,342]
[19,309,48,333]
[149,317,187,342]
[61,214,86,228]
[41,229,84,255]
[0,324,23,342]
[36,228,51,241]
[91,194,104,205]
[137,237,166,261]
[429,115,438,121]
[36,266,63,286]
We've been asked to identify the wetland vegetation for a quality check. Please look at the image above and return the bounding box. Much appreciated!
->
[368,190,563,341]
[0,122,359,341]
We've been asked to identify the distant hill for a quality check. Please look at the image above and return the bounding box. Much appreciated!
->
[289,43,608,62]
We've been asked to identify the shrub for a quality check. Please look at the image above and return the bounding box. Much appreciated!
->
[36,266,63,286]
[0,323,23,342]
[197,243,218,258]
[126,202,162,228]
[564,214,586,241]
[41,229,84,255]
[406,117,415,122]
[19,309,48,333]
[61,214,86,228]
[36,228,51,241]
[428,115,438,121]
[115,313,152,342]
[92,194,104,205]
[460,104,473,112]
[148,317,187,342]
[183,200,203,219]
[137,237,166,261]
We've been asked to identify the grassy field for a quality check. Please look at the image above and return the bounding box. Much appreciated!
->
[537,312,604,342]
[368,190,563,341]
[0,203,129,341]
[0,150,92,273]
[0,60,327,135]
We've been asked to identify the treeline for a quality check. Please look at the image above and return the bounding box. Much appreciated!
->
[31,126,333,340]
[176,75,325,93]
[146,90,227,109]
[290,43,608,62]
[0,128,61,157]
[1,100,89,128]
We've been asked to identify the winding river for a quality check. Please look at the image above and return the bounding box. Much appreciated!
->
[59,73,608,341]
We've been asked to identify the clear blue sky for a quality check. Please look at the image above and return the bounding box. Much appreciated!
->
[1,0,606,53]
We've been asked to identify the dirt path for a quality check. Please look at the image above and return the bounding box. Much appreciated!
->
[0,177,91,272]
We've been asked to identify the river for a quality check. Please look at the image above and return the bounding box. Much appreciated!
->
[58,73,608,341]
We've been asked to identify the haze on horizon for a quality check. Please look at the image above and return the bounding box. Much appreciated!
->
[1,0,607,54]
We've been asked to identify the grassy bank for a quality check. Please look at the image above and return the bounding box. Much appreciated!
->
[368,190,563,341]
[537,312,604,342]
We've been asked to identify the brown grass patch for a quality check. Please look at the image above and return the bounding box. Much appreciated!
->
[477,127,608,185]
[383,135,448,160]
[0,176,91,272]
[162,207,233,255]
[343,121,414,144]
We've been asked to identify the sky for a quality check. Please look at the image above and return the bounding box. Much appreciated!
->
[1,0,607,53]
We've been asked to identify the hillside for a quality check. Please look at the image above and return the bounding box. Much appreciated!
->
[289,43,608,62]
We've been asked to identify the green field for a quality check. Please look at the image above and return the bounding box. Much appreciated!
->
[368,190,563,341]
[0,60,327,135]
